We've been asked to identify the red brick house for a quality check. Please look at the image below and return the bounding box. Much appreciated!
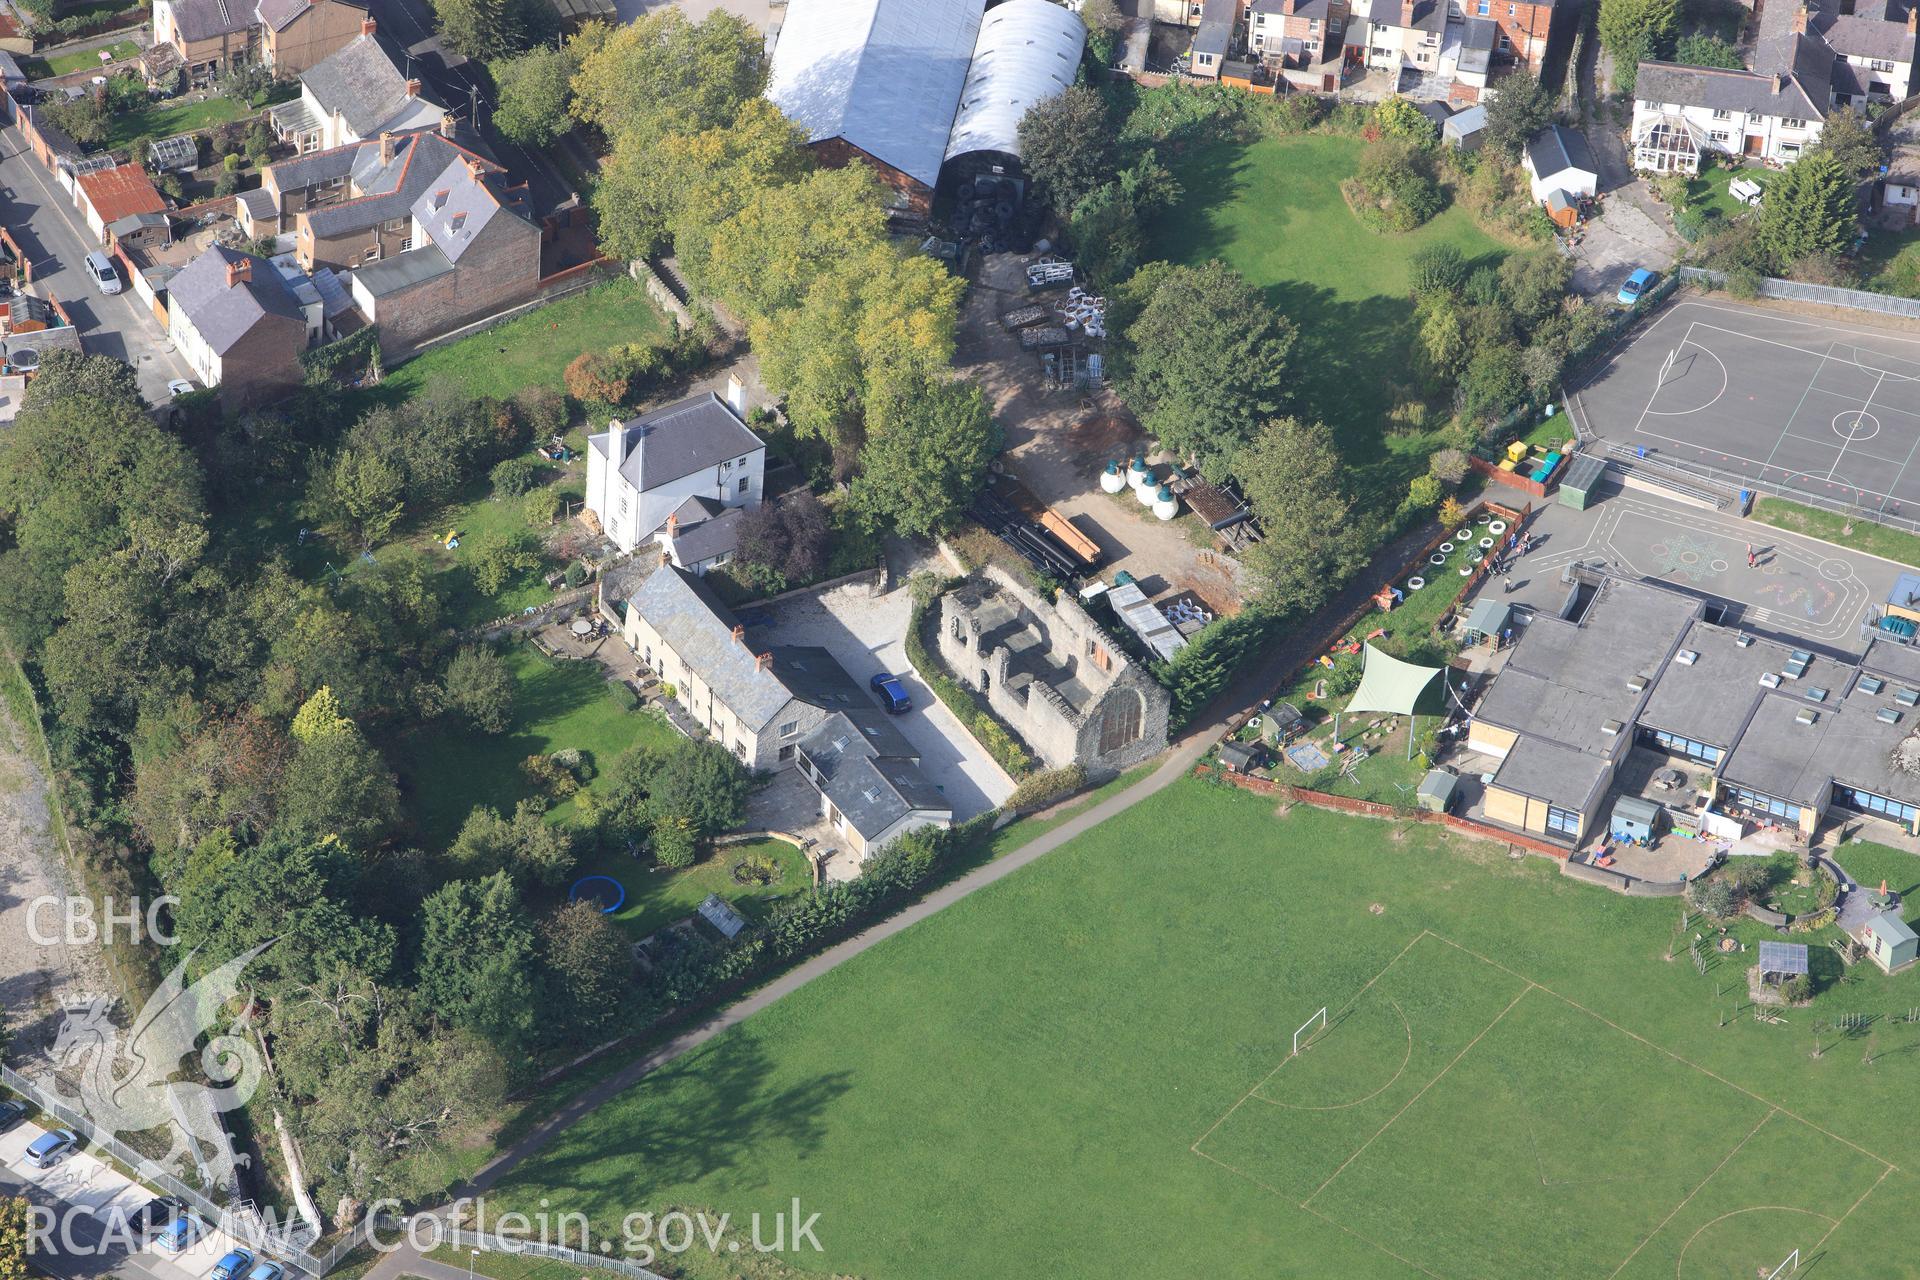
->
[1463,0,1565,70]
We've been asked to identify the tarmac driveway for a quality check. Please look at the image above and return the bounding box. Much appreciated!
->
[759,578,1014,822]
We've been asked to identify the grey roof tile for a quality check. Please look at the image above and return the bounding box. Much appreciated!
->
[592,393,765,496]
[168,245,305,356]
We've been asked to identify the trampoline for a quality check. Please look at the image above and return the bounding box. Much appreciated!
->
[1284,741,1331,773]
[569,874,626,913]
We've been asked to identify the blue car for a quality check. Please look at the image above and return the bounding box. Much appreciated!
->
[154,1217,202,1255]
[1617,268,1657,306]
[23,1129,77,1168]
[212,1248,254,1280]
[869,672,912,714]
[247,1263,285,1280]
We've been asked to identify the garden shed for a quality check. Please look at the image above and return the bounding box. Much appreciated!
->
[1219,740,1260,774]
[1558,453,1607,510]
[1462,597,1511,645]
[1609,794,1662,844]
[1443,104,1486,150]
[1862,911,1918,973]
[1757,941,1808,987]
[1259,701,1307,746]
[1417,769,1459,814]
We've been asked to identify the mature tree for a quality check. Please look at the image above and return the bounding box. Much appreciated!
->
[1496,249,1572,323]
[1462,344,1528,421]
[851,379,1002,538]
[44,92,108,144]
[735,490,830,591]
[1235,419,1369,615]
[1758,150,1858,267]
[468,528,541,595]
[449,800,574,886]
[492,44,576,146]
[0,358,203,651]
[569,10,766,148]
[1017,85,1119,216]
[133,704,292,874]
[1808,107,1883,181]
[291,686,354,743]
[1118,261,1295,479]
[538,901,629,1041]
[595,96,810,267]
[1070,182,1146,288]
[443,645,515,733]
[275,727,400,851]
[1481,75,1555,161]
[706,165,890,319]
[1673,33,1742,68]
[311,447,406,550]
[431,0,547,60]
[646,738,752,838]
[174,835,396,992]
[416,872,539,1053]
[0,1195,28,1280]
[1409,243,1468,297]
[1597,0,1676,93]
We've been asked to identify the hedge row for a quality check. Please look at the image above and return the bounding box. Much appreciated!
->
[904,600,1034,777]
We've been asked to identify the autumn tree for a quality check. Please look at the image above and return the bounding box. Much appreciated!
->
[568,10,766,149]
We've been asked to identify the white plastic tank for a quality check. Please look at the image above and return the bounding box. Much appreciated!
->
[1152,485,1179,521]
[1099,460,1126,494]
[1127,455,1152,490]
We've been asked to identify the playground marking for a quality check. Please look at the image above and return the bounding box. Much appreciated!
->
[1604,1108,1776,1280]
[1249,998,1413,1112]
[1668,1205,1837,1280]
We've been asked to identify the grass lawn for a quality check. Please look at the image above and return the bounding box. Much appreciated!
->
[488,777,1920,1279]
[103,94,247,148]
[1750,496,1920,568]
[574,837,812,940]
[1685,164,1766,225]
[395,641,679,852]
[29,38,137,77]
[1145,134,1511,512]
[380,278,669,403]
[1855,223,1920,300]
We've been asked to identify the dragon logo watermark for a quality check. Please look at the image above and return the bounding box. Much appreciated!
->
[42,942,272,1178]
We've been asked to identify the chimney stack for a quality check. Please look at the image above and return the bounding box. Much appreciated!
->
[465,157,485,181]
[378,131,393,164]
[755,652,772,671]
[606,417,625,474]
[404,77,421,98]
[731,623,745,643]
[1908,5,1916,33]
[360,14,375,35]
[225,256,251,287]
[1773,72,1787,93]
[1792,2,1808,32]
[439,110,455,137]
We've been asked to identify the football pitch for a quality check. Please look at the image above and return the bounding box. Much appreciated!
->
[493,780,1920,1280]
[1195,932,1890,1280]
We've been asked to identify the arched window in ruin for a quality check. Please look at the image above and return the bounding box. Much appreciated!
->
[1097,689,1144,756]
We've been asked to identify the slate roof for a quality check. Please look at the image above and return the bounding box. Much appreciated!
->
[766,0,982,189]
[301,32,444,140]
[1821,11,1916,62]
[1525,124,1598,180]
[166,0,249,42]
[1634,59,1829,120]
[304,132,496,238]
[256,0,362,30]
[409,155,531,262]
[662,495,745,567]
[352,243,452,296]
[1194,0,1236,55]
[799,710,947,839]
[592,392,765,496]
[267,142,360,192]
[168,246,305,356]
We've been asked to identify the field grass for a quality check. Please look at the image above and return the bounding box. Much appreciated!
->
[488,778,1920,1279]
[1145,134,1511,511]
[395,641,679,852]
[1750,496,1920,569]
[380,277,669,403]
[29,38,137,76]
[574,837,812,940]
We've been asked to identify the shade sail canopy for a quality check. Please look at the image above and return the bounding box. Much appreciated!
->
[1347,643,1444,717]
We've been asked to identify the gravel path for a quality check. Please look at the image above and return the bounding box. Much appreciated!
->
[0,692,109,1072]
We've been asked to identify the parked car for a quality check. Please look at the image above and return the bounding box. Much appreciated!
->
[165,378,196,399]
[83,251,122,296]
[154,1216,203,1254]
[129,1196,185,1239]
[0,1100,26,1133]
[1616,268,1657,306]
[246,1262,285,1280]
[23,1128,78,1168]
[212,1248,254,1280]
[869,672,912,714]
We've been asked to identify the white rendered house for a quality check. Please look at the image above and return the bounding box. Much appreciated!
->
[585,390,766,555]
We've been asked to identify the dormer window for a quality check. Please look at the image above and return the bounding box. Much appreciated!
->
[450,212,467,231]
[432,189,449,209]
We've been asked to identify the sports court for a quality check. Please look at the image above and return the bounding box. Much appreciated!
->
[1577,298,1920,516]
[1192,932,1894,1280]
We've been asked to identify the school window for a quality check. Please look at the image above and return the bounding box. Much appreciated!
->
[1545,806,1580,836]
[1723,785,1803,824]
[1833,785,1920,827]
[1638,726,1722,764]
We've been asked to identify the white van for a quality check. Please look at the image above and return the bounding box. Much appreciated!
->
[84,250,121,295]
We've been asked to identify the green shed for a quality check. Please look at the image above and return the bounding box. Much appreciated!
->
[1558,454,1608,509]
[1417,769,1459,814]
[1863,912,1918,974]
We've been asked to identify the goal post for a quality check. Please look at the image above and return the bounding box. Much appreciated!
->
[1658,347,1678,386]
[1292,1007,1328,1057]
[1765,1249,1799,1280]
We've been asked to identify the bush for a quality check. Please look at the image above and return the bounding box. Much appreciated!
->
[1687,876,1740,919]
[653,817,697,869]
[524,487,561,526]
[521,752,580,798]
[1409,244,1468,298]
[563,350,629,406]
[1429,448,1470,486]
[564,561,588,589]
[490,455,544,496]
[1781,973,1812,1003]
[1006,764,1088,811]
[1402,473,1443,514]
[513,383,569,439]
[212,170,239,198]
[1345,139,1444,232]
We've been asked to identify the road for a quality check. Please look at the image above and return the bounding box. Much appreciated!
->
[0,124,192,406]
[361,0,578,215]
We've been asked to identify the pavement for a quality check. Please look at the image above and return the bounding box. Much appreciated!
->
[756,570,1016,825]
[0,125,193,407]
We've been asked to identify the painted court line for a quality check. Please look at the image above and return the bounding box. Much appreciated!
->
[1604,1108,1775,1280]
[1300,982,1535,1207]
[1810,1163,1895,1255]
[1297,1201,1447,1280]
